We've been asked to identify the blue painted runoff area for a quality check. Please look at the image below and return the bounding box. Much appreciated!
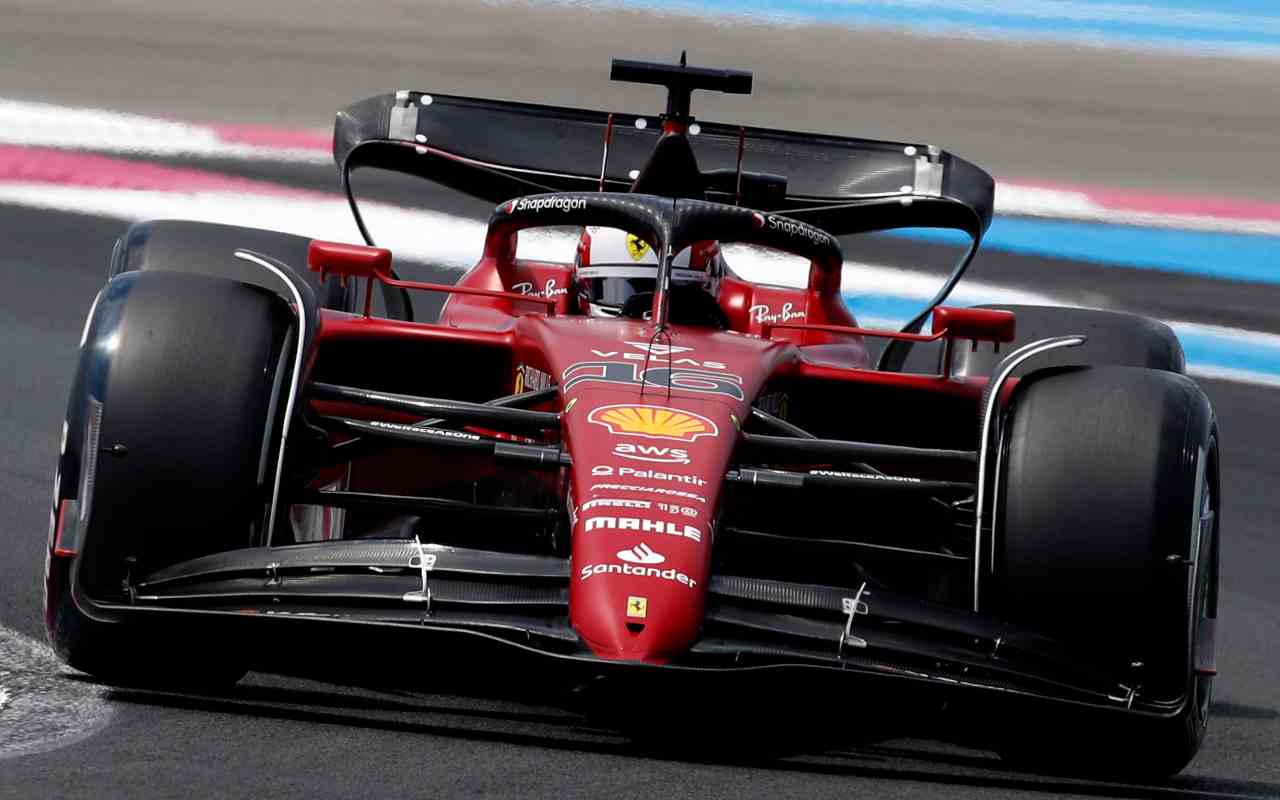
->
[897,218,1280,285]
[553,0,1280,57]
[843,292,1280,379]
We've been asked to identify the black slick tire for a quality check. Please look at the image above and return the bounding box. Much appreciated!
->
[46,271,293,687]
[947,305,1184,378]
[994,365,1219,778]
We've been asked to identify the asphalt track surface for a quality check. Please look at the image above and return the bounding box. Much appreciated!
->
[6,0,1280,199]
[2,3,1280,798]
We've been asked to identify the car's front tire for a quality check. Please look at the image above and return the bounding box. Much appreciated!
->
[46,271,294,687]
[992,365,1218,777]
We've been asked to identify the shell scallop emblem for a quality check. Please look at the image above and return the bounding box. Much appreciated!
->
[587,404,719,442]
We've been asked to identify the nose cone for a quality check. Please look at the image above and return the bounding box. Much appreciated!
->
[563,394,734,662]
[572,534,708,662]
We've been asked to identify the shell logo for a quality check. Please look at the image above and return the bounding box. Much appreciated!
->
[588,404,719,442]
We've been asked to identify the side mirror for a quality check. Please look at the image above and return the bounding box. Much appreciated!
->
[932,306,1016,347]
[308,238,555,318]
[308,240,392,283]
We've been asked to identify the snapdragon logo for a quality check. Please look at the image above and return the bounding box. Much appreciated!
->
[766,215,832,247]
[507,196,587,214]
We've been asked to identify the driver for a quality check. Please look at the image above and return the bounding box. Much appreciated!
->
[573,227,724,319]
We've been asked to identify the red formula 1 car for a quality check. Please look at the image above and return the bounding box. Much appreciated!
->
[45,58,1219,777]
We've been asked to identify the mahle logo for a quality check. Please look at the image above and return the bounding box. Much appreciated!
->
[582,515,702,542]
[588,404,718,442]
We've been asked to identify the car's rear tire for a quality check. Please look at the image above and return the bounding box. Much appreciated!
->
[46,271,294,687]
[947,305,1184,378]
[992,365,1218,777]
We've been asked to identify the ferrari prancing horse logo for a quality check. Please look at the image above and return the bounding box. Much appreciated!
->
[626,595,648,619]
[625,233,651,261]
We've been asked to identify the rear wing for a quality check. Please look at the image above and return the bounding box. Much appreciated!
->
[332,91,995,238]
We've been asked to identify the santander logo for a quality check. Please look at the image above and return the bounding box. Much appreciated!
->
[616,543,665,565]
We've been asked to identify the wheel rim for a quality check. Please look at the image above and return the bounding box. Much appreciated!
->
[1191,439,1219,722]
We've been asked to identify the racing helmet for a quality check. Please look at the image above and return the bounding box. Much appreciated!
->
[573,227,722,318]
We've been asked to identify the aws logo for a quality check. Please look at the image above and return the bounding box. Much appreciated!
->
[613,442,690,464]
[588,404,719,442]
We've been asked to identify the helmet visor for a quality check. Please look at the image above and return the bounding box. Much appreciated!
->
[576,264,710,310]
[577,272,654,309]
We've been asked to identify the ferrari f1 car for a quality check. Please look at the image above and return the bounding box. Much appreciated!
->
[45,57,1218,777]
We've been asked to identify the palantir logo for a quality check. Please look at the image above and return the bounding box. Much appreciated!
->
[616,542,665,565]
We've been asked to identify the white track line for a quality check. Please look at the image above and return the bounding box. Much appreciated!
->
[1,179,1277,387]
[994,183,1280,236]
[0,98,328,164]
[0,625,112,760]
[1186,364,1280,389]
[4,96,1280,235]
[0,180,1052,303]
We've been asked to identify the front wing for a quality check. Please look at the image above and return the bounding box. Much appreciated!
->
[68,537,1185,721]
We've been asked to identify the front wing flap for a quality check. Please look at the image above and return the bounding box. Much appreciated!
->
[73,539,1165,716]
